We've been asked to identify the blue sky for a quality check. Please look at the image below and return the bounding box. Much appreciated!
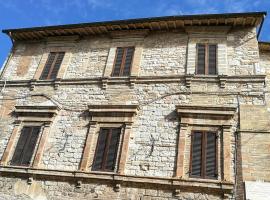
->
[0,0,269,67]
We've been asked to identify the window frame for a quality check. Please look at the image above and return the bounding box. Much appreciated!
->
[39,51,65,80]
[111,46,135,77]
[195,43,218,75]
[189,130,218,179]
[92,126,123,172]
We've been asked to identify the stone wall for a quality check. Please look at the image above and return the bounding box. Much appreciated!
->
[0,25,269,200]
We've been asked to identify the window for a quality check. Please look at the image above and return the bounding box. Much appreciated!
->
[112,47,134,76]
[92,127,121,171]
[190,131,217,179]
[196,44,217,75]
[11,126,41,166]
[40,52,65,80]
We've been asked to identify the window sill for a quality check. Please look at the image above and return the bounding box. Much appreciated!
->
[0,165,233,193]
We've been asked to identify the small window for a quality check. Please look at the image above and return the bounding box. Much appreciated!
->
[112,47,134,77]
[196,44,217,75]
[190,131,217,179]
[92,127,121,172]
[40,52,65,80]
[11,126,41,166]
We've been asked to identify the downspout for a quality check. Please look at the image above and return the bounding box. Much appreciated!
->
[234,95,241,199]
[0,31,15,79]
[257,14,266,40]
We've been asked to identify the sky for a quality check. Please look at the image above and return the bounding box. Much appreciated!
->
[0,0,269,67]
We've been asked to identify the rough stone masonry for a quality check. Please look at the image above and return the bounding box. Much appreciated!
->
[0,12,269,200]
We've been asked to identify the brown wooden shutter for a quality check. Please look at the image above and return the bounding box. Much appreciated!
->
[40,52,65,80]
[112,47,134,76]
[205,132,217,178]
[112,48,124,76]
[190,131,202,177]
[50,52,65,79]
[197,44,206,74]
[105,128,121,170]
[11,127,30,165]
[11,126,41,166]
[122,47,134,76]
[40,52,56,80]
[208,45,217,75]
[92,128,108,171]
[92,127,121,171]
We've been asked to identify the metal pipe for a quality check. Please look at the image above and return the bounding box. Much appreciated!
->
[257,14,266,40]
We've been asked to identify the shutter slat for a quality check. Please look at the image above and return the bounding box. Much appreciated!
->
[191,132,202,177]
[208,45,217,75]
[40,53,56,80]
[206,132,217,178]
[197,44,205,74]
[105,128,121,170]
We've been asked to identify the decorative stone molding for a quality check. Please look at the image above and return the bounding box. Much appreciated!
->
[53,78,62,90]
[219,75,227,88]
[175,105,236,182]
[88,104,139,123]
[79,105,138,173]
[101,76,108,90]
[185,74,193,88]
[0,105,60,168]
[29,79,37,91]
[14,105,60,122]
[0,166,234,194]
[129,76,137,88]
[114,183,121,192]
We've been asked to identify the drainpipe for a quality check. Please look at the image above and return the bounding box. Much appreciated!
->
[257,14,266,40]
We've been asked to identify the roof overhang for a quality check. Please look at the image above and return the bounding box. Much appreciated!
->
[259,41,270,51]
[2,12,267,41]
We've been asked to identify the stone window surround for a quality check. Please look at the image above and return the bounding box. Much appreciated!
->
[175,105,236,183]
[102,30,147,89]
[33,43,73,81]
[186,26,229,76]
[79,104,138,175]
[0,105,59,168]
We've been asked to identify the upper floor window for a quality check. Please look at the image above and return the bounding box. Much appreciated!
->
[92,127,121,172]
[11,126,41,166]
[112,47,134,77]
[190,131,217,179]
[40,52,65,80]
[196,44,217,75]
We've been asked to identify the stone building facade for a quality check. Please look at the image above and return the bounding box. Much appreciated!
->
[0,12,269,200]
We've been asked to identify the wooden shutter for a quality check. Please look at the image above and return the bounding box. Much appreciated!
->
[122,47,134,76]
[11,126,41,166]
[208,45,217,75]
[197,44,206,74]
[40,52,65,80]
[40,52,56,80]
[205,132,217,178]
[92,127,121,171]
[50,52,65,79]
[112,47,134,76]
[112,48,124,76]
[105,128,121,170]
[190,131,202,177]
[11,127,30,165]
[92,128,108,171]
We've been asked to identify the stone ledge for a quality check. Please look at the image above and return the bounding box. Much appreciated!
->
[0,75,266,88]
[0,166,234,193]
